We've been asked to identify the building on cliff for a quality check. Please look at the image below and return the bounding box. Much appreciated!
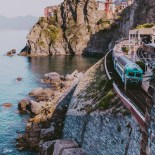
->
[44,6,57,18]
[104,0,115,19]
[116,0,134,13]
[129,25,155,45]
[97,0,116,19]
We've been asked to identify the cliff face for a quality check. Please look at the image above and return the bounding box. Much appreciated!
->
[23,0,103,56]
[21,0,155,56]
[62,59,141,155]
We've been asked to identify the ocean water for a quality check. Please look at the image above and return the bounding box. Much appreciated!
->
[0,30,99,155]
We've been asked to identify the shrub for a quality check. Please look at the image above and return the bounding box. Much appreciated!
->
[43,26,60,43]
[37,40,45,47]
[97,79,106,90]
[136,61,145,73]
[122,110,131,116]
[98,90,115,110]
[122,46,129,55]
[136,23,155,29]
[104,80,113,92]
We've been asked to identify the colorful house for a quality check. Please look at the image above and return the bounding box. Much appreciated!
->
[104,0,115,19]
[44,6,57,18]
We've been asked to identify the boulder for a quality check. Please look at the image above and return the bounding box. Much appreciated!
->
[16,77,22,81]
[6,49,16,56]
[40,125,55,140]
[65,70,80,81]
[28,137,40,149]
[36,88,54,101]
[30,100,46,115]
[2,103,12,108]
[18,99,30,112]
[53,139,79,155]
[62,148,87,155]
[19,45,31,56]
[43,72,61,83]
[29,87,43,97]
[30,88,53,101]
[39,141,55,155]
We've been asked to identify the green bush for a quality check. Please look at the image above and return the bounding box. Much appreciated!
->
[136,23,155,29]
[98,90,115,110]
[37,40,45,47]
[136,61,145,73]
[104,80,113,92]
[43,26,60,43]
[122,46,129,54]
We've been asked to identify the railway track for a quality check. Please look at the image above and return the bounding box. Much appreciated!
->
[106,51,152,116]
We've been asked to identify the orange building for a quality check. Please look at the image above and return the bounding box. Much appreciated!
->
[105,0,115,19]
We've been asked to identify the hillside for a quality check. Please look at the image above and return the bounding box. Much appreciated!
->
[0,15,38,30]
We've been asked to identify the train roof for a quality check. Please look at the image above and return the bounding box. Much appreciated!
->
[117,56,143,72]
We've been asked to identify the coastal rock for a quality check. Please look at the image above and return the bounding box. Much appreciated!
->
[39,141,55,155]
[21,0,104,56]
[16,77,22,81]
[17,70,81,151]
[40,124,55,140]
[53,139,79,155]
[30,88,54,101]
[19,45,31,56]
[65,70,78,81]
[65,70,83,81]
[6,49,16,56]
[43,72,61,83]
[18,99,30,112]
[30,100,46,115]
[62,148,87,155]
[2,103,12,108]
[29,87,43,96]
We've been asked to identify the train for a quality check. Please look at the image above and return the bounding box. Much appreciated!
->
[112,52,143,86]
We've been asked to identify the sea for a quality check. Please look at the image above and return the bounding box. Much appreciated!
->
[0,30,99,155]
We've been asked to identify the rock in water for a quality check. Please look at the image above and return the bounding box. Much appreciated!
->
[29,87,43,96]
[16,77,22,81]
[43,72,61,83]
[30,100,46,115]
[18,99,30,112]
[2,103,12,108]
[6,49,16,56]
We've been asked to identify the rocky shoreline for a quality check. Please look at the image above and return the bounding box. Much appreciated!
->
[16,70,84,154]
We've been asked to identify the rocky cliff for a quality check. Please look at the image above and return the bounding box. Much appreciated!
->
[20,0,155,56]
[21,0,104,56]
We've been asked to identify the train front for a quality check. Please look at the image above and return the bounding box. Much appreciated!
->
[124,63,143,86]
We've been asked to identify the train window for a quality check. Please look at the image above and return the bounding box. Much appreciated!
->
[136,73,141,78]
[128,72,134,76]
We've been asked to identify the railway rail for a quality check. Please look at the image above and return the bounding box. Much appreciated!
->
[104,50,152,126]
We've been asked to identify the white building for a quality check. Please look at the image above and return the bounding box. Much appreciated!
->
[97,1,105,11]
[129,25,155,45]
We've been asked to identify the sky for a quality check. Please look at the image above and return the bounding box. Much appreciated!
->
[0,0,63,17]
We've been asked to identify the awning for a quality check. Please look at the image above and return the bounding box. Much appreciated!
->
[145,43,155,48]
